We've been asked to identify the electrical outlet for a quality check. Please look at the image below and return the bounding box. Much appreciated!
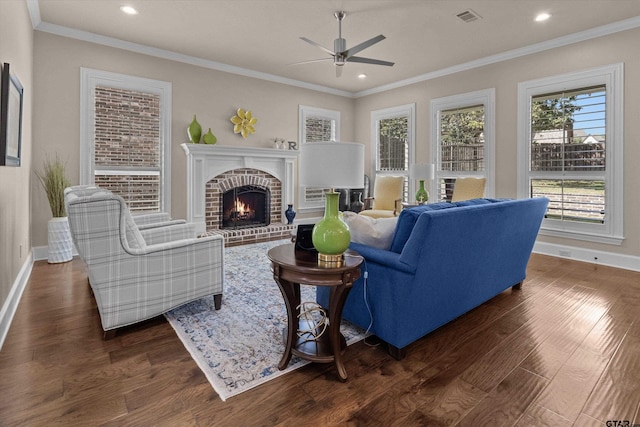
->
[559,250,571,257]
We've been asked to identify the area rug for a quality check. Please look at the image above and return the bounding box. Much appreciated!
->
[165,239,367,401]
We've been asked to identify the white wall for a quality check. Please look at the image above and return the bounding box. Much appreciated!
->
[0,0,34,342]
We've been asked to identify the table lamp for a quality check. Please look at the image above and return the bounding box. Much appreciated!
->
[409,163,435,204]
[299,142,365,266]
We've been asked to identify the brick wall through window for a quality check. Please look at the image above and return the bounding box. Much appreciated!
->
[94,86,161,212]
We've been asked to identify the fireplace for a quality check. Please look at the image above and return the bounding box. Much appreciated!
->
[222,185,270,229]
[181,144,299,245]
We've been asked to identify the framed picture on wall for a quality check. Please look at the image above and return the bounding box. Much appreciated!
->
[1,62,24,167]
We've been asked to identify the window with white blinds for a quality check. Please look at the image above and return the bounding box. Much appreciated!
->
[93,86,162,213]
[371,104,415,202]
[431,89,495,202]
[530,85,606,224]
[438,104,485,200]
[298,105,340,210]
[517,63,624,244]
[80,69,172,214]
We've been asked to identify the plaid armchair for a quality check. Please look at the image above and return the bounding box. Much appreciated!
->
[65,186,223,338]
[64,185,186,230]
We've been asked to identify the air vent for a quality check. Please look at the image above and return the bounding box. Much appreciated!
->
[456,9,482,23]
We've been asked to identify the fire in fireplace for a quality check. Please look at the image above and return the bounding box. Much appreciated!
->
[221,185,270,229]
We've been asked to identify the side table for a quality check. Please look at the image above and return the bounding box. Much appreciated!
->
[267,243,363,381]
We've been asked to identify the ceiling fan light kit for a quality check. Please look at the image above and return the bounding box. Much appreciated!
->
[293,10,394,77]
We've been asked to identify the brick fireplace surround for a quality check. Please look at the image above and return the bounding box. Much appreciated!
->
[181,144,299,246]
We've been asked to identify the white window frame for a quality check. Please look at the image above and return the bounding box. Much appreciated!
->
[430,89,496,201]
[517,63,624,245]
[371,103,416,199]
[80,68,172,213]
[297,105,340,212]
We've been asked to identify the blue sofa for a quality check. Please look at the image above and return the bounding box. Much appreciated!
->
[317,197,549,359]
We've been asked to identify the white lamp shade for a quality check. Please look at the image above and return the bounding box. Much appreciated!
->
[410,163,435,180]
[299,142,365,188]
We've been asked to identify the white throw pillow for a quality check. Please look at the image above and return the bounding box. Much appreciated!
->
[342,211,398,250]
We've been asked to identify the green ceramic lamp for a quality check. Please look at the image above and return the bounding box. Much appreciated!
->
[409,163,435,204]
[299,142,365,267]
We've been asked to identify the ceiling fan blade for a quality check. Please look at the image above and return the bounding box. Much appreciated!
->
[300,37,336,56]
[336,65,343,78]
[347,56,395,67]
[343,34,386,58]
[288,58,334,66]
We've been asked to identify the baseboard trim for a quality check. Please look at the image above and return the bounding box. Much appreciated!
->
[32,245,48,261]
[0,252,34,351]
[533,241,640,273]
[32,245,79,261]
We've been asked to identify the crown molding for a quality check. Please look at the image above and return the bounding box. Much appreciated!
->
[26,0,41,28]
[32,21,354,98]
[355,15,640,98]
[27,0,640,99]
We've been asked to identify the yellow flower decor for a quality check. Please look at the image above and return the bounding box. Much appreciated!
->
[230,108,257,139]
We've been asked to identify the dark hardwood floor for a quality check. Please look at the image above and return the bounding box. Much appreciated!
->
[1,253,639,426]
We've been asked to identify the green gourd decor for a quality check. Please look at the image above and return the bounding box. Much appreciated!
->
[203,128,217,144]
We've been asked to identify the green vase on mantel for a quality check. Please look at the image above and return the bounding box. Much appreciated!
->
[203,128,217,145]
[188,115,202,144]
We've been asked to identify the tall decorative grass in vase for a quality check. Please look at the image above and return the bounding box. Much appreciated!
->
[35,154,71,218]
[36,155,73,263]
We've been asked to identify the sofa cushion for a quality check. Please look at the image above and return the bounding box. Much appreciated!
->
[359,209,397,219]
[389,202,456,253]
[452,198,492,207]
[123,209,147,250]
[343,211,398,250]
[453,198,510,207]
[388,198,510,253]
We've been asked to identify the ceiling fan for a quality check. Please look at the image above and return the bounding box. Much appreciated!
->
[292,11,394,77]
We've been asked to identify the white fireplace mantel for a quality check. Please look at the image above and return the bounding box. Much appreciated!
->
[181,143,299,234]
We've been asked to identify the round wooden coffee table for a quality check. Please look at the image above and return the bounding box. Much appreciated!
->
[267,243,363,381]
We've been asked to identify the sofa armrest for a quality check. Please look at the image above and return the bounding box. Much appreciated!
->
[393,198,402,216]
[363,197,374,210]
[140,223,197,245]
[137,219,187,230]
[136,219,187,230]
[128,233,223,255]
[349,242,416,274]
[132,212,172,225]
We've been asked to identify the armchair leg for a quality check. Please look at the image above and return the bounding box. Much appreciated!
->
[512,282,523,290]
[103,329,117,340]
[213,294,222,310]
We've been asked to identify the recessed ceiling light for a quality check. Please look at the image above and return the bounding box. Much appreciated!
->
[120,5,138,15]
[357,74,367,79]
[535,12,551,22]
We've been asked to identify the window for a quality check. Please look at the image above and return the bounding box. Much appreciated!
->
[431,89,495,201]
[517,63,623,244]
[298,105,340,211]
[80,68,172,213]
[371,104,415,201]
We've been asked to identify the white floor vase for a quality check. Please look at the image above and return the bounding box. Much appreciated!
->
[48,217,73,263]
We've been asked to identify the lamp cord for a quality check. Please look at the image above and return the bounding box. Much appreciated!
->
[343,254,378,347]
